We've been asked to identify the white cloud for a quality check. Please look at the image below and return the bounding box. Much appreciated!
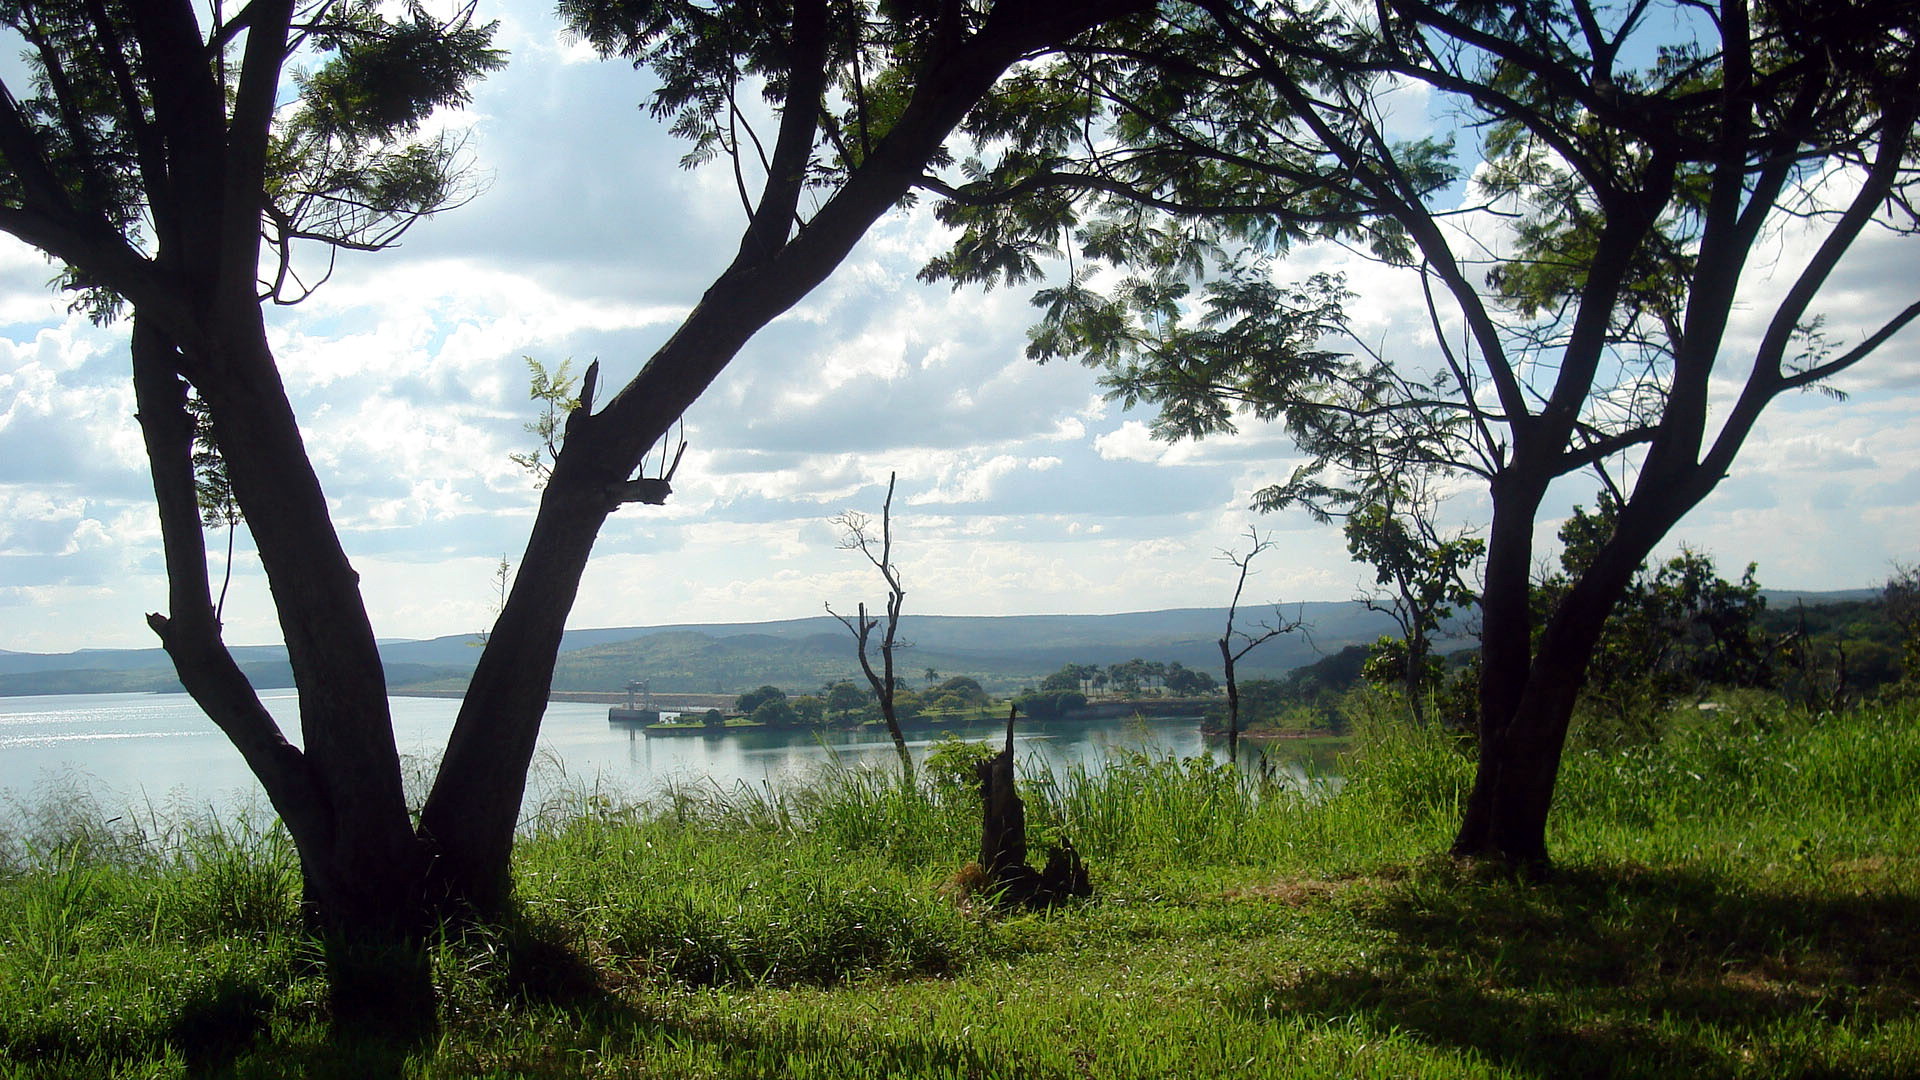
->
[1093,421,1166,463]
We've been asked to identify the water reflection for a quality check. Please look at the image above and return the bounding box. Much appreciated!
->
[0,692,1344,815]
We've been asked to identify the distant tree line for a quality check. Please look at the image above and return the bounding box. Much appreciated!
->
[1033,659,1220,698]
[731,675,996,730]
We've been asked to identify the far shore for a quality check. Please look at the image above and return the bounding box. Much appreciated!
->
[395,688,738,710]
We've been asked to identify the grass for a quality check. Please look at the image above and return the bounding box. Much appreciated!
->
[1,696,1916,1077]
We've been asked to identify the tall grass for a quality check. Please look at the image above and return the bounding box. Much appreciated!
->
[2,697,1916,1077]
[1553,695,1920,870]
[0,784,304,1072]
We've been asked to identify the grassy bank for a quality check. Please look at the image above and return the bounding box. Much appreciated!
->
[2,698,1916,1078]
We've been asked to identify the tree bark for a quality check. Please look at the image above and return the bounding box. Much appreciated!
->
[133,314,436,1034]
[1455,470,1708,868]
[416,0,1153,912]
[975,705,1090,906]
[1451,466,1545,859]
[977,707,1028,880]
[1219,636,1240,765]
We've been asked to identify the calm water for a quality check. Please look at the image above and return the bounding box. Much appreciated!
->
[0,692,1336,818]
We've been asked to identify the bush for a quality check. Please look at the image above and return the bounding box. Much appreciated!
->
[1014,689,1085,719]
[924,735,999,805]
[751,698,798,728]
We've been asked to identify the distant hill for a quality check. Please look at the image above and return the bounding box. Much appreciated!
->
[0,587,1882,698]
[400,604,1416,695]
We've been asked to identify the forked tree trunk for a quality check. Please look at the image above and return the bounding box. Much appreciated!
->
[1453,476,1697,868]
[132,316,438,1036]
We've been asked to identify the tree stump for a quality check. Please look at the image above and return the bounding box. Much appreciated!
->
[974,705,1092,907]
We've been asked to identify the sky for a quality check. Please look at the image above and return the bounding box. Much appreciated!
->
[2,4,1919,655]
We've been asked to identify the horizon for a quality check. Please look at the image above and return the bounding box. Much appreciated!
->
[1,581,1888,658]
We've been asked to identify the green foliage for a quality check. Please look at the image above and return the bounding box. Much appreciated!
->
[1215,647,1373,734]
[925,675,989,709]
[734,684,788,715]
[1344,497,1482,712]
[922,734,999,804]
[791,694,825,725]
[1012,688,1086,719]
[1541,499,1773,743]
[507,357,583,485]
[184,393,239,530]
[750,697,798,729]
[296,2,507,143]
[824,679,868,718]
[1887,563,1920,688]
[1039,662,1098,692]
[1162,661,1217,695]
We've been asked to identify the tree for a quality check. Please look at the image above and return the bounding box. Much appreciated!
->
[1887,563,1920,687]
[791,694,826,726]
[1162,661,1218,696]
[1012,687,1087,719]
[736,684,789,715]
[752,696,800,728]
[827,471,913,777]
[927,675,990,709]
[1040,662,1100,693]
[824,679,868,721]
[923,0,1920,868]
[1540,500,1771,741]
[0,0,502,1029]
[0,0,1155,1025]
[1343,482,1482,724]
[1216,528,1304,763]
[1105,658,1148,694]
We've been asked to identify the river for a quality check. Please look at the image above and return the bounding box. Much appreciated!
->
[0,692,1340,822]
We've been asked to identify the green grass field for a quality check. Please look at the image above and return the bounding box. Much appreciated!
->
[2,696,1916,1078]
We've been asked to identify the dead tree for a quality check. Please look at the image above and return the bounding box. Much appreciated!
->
[1218,528,1305,765]
[827,471,912,778]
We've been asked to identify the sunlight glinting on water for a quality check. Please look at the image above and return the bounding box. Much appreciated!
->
[0,691,1331,819]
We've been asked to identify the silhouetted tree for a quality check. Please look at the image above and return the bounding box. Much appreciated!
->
[923,0,1920,868]
[1216,528,1304,763]
[828,471,913,777]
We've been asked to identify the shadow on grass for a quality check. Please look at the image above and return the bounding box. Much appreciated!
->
[1232,860,1920,1079]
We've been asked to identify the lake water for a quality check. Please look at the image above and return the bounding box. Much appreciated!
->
[0,692,1338,821]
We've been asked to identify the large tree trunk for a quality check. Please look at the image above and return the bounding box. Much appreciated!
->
[1454,475,1700,868]
[133,315,436,1035]
[1452,471,1548,859]
[414,1,1153,913]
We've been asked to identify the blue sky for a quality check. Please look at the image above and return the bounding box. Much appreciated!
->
[1,3,1918,654]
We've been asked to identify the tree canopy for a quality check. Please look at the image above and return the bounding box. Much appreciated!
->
[921,0,1920,866]
[0,0,1156,1028]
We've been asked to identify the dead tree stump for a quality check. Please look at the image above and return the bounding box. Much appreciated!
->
[973,705,1092,908]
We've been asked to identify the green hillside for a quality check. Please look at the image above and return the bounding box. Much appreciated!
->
[546,631,1046,696]
[4,590,1885,699]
